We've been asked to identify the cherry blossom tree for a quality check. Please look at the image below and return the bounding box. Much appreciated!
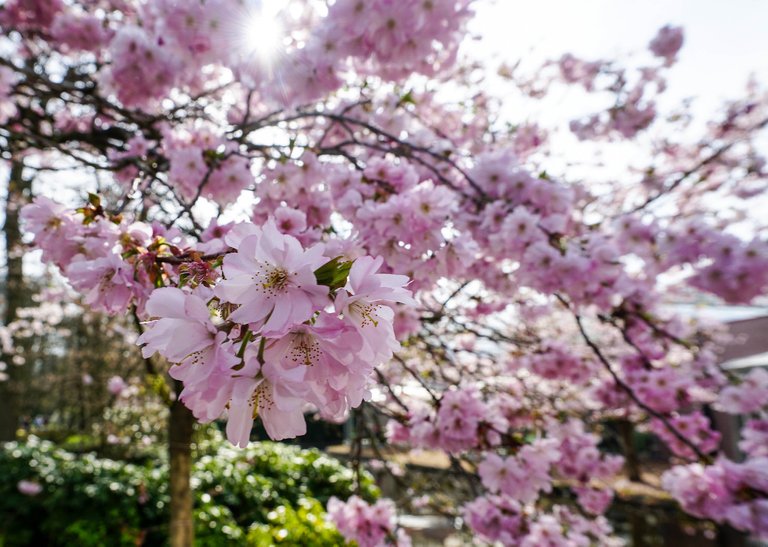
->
[2,0,768,545]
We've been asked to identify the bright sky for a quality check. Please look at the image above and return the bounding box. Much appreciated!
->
[463,0,768,220]
[472,0,768,113]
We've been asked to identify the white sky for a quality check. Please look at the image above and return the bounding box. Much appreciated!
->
[462,0,768,226]
[472,0,768,114]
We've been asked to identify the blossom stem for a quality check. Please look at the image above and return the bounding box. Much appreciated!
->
[236,329,253,359]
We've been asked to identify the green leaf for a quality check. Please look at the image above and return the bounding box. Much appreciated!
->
[314,257,353,291]
[398,89,416,107]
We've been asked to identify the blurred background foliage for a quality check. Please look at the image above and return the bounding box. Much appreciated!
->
[0,431,376,546]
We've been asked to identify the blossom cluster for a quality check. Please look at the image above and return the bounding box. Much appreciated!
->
[21,196,414,445]
[663,458,768,539]
[4,0,473,109]
[477,439,560,503]
[716,368,768,414]
[162,125,253,205]
[649,411,721,459]
[386,386,503,453]
[550,25,683,140]
[21,196,161,314]
[327,496,411,547]
[462,498,620,547]
[138,220,414,445]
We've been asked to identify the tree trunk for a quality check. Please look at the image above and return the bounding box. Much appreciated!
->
[168,389,195,547]
[628,508,646,547]
[0,160,29,442]
[618,419,642,482]
[716,524,747,547]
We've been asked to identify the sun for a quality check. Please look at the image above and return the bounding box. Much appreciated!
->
[240,0,285,64]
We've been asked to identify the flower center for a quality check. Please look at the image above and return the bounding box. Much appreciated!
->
[256,264,290,296]
[265,268,288,288]
[351,301,380,328]
[289,334,321,366]
[251,382,274,418]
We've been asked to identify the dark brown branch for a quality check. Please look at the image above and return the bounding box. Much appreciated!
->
[568,307,712,464]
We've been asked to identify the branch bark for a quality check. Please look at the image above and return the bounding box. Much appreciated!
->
[0,159,30,441]
[168,383,195,547]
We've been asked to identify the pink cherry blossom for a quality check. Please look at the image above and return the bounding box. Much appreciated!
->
[17,480,43,496]
[65,254,142,315]
[107,375,128,396]
[328,495,410,547]
[716,368,768,414]
[649,25,684,64]
[225,345,309,446]
[137,287,218,362]
[215,219,329,336]
[335,256,415,363]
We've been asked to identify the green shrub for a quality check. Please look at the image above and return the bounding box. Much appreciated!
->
[0,437,166,546]
[0,434,375,546]
[194,435,378,529]
[194,496,245,547]
[247,497,349,547]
